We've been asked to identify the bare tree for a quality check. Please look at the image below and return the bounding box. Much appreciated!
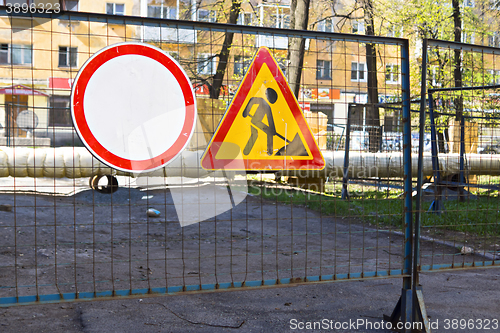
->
[210,0,242,99]
[310,0,379,150]
[288,0,311,98]
[363,0,380,152]
[452,0,463,121]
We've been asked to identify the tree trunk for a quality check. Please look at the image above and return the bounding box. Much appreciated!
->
[363,0,380,152]
[210,0,242,99]
[288,0,310,99]
[452,0,466,201]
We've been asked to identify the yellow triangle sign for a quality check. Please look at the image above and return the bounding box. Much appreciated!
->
[201,47,325,171]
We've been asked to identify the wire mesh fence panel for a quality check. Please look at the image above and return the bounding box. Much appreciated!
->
[0,9,411,306]
[417,39,500,272]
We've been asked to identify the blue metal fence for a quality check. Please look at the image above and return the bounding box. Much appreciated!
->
[416,39,500,275]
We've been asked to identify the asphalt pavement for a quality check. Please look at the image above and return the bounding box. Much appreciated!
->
[1,267,499,333]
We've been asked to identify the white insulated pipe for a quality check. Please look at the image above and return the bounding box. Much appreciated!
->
[319,151,500,178]
[0,147,206,179]
[0,147,499,178]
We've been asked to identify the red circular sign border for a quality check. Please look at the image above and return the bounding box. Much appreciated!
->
[71,43,196,172]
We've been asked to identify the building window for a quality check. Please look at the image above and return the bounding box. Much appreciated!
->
[431,66,442,87]
[317,18,334,32]
[489,32,500,47]
[237,12,253,25]
[62,0,78,11]
[198,9,216,22]
[233,55,251,76]
[462,31,475,44]
[147,4,176,19]
[197,54,216,75]
[58,46,77,67]
[0,44,32,65]
[106,3,125,15]
[49,96,72,127]
[352,20,365,34]
[271,13,290,29]
[385,64,400,84]
[316,60,331,80]
[351,62,366,82]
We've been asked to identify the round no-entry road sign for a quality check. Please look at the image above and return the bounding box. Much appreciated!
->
[71,42,196,173]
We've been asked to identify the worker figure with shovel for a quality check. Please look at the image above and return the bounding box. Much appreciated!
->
[242,87,308,157]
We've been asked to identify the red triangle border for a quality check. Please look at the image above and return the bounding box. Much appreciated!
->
[201,47,325,171]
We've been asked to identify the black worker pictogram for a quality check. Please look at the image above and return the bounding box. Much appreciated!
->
[242,87,308,157]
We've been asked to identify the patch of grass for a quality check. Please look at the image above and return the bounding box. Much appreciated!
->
[420,198,500,236]
[248,184,500,236]
[248,185,403,227]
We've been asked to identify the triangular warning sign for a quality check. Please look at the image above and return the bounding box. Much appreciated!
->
[201,47,325,171]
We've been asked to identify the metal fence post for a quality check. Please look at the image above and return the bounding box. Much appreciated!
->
[428,91,443,213]
[401,38,414,332]
[413,38,431,332]
[341,104,352,200]
[385,38,432,333]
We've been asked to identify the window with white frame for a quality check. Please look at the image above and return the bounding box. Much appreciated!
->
[431,66,442,87]
[317,18,334,32]
[58,46,77,68]
[351,62,366,82]
[271,13,290,29]
[198,9,216,22]
[385,64,400,84]
[316,60,331,80]
[233,55,251,76]
[106,3,125,15]
[197,54,216,75]
[0,44,32,65]
[462,31,475,44]
[62,0,79,11]
[489,32,500,48]
[352,20,365,34]
[237,12,253,25]
[489,70,500,84]
[147,4,176,19]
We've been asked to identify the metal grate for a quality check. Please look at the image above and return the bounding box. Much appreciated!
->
[416,39,500,273]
